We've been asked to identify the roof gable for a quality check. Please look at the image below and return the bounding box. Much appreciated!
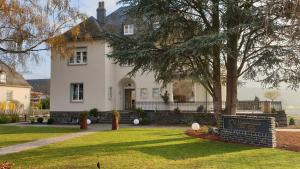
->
[0,61,31,88]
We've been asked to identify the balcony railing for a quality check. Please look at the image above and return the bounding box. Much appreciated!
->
[135,101,283,113]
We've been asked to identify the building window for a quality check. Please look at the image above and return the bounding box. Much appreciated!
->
[108,86,113,100]
[6,91,13,101]
[0,72,6,83]
[69,47,87,65]
[124,24,134,35]
[140,88,148,99]
[71,83,84,102]
[152,88,160,99]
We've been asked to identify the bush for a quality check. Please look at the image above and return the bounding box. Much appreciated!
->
[136,108,145,118]
[30,118,35,124]
[10,114,20,123]
[47,118,55,124]
[37,117,44,123]
[174,107,181,113]
[89,108,98,117]
[197,105,204,112]
[0,114,12,124]
[289,117,296,125]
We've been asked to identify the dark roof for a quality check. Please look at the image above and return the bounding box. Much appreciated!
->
[60,6,132,40]
[0,61,31,88]
[62,16,104,41]
[26,79,50,95]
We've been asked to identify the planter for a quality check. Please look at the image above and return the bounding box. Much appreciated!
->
[80,117,87,129]
[79,112,88,129]
[112,116,119,130]
[112,111,120,130]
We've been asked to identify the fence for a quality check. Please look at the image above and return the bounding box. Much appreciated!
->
[135,101,283,112]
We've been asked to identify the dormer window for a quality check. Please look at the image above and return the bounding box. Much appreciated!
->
[0,72,6,83]
[69,47,87,65]
[124,24,134,35]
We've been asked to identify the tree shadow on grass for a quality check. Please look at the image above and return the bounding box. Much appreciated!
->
[1,136,259,162]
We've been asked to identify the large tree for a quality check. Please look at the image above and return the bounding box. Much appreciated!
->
[106,0,299,115]
[106,0,224,120]
[0,0,84,68]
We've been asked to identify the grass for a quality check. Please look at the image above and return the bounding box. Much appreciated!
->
[1,128,300,169]
[0,125,79,148]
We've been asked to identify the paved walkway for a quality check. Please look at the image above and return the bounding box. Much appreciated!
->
[0,131,95,156]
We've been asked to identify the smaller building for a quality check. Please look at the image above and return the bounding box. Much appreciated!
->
[27,79,50,109]
[0,61,31,113]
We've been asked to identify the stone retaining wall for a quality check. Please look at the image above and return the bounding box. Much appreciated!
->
[219,115,276,147]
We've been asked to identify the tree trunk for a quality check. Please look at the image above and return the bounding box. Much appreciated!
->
[212,0,222,123]
[225,1,239,115]
[225,55,238,115]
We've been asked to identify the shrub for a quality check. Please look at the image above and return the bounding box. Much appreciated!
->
[10,114,20,123]
[80,112,88,120]
[0,114,12,124]
[30,118,35,124]
[174,107,181,113]
[89,108,98,117]
[136,108,145,118]
[113,110,120,119]
[37,117,44,123]
[47,118,55,124]
[271,108,276,113]
[289,117,296,125]
[197,105,204,112]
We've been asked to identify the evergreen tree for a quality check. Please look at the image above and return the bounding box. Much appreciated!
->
[106,0,299,115]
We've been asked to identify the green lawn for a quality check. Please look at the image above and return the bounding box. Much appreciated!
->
[0,125,79,148]
[1,128,299,169]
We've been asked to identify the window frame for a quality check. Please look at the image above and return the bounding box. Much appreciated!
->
[70,83,84,102]
[152,88,160,99]
[68,47,88,65]
[140,88,148,100]
[124,24,134,35]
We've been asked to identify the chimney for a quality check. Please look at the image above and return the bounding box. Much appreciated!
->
[97,1,106,25]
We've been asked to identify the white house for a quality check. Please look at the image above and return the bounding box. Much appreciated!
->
[50,2,224,122]
[0,61,31,112]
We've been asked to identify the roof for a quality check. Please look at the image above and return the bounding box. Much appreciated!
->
[26,79,50,95]
[0,61,31,88]
[59,6,132,40]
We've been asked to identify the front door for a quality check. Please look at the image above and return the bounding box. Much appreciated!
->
[124,89,135,110]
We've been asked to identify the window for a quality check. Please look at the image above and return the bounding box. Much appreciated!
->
[69,47,87,65]
[140,88,148,99]
[71,83,84,102]
[6,91,13,101]
[108,86,113,100]
[152,88,160,99]
[124,24,134,35]
[0,72,6,83]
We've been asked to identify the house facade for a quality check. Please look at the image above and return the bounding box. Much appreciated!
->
[50,2,225,122]
[0,61,31,112]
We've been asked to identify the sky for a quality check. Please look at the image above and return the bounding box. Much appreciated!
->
[23,0,120,80]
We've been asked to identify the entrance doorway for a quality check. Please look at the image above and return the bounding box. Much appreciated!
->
[124,89,135,110]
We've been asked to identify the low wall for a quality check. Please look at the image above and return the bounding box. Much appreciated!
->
[50,111,288,127]
[220,115,276,147]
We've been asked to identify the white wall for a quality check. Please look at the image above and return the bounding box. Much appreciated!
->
[0,86,31,111]
[50,40,107,112]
